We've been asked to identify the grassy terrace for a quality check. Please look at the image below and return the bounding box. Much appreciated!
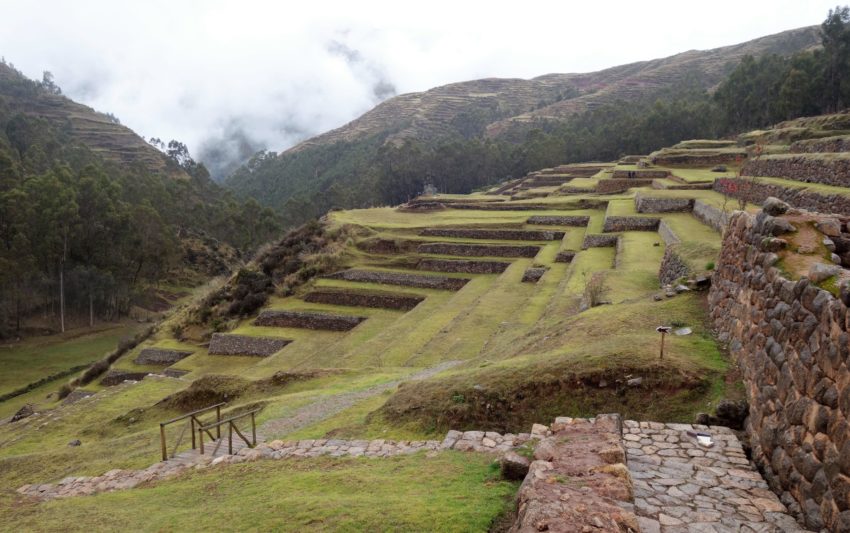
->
[728,175,850,198]
[1,155,743,529]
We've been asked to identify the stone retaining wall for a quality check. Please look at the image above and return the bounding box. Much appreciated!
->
[612,169,669,179]
[417,242,540,258]
[693,199,730,234]
[326,269,469,291]
[416,258,510,274]
[555,251,576,263]
[791,136,850,154]
[596,178,654,194]
[602,216,660,232]
[708,210,850,530]
[742,154,850,187]
[658,219,680,245]
[521,267,547,283]
[208,334,292,357]
[419,228,564,241]
[658,246,691,285]
[714,177,850,217]
[526,215,590,226]
[652,151,746,166]
[254,310,367,331]
[133,348,194,366]
[100,370,149,386]
[583,234,619,249]
[635,193,695,213]
[304,290,424,311]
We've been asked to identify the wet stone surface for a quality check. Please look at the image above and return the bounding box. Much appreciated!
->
[623,420,806,532]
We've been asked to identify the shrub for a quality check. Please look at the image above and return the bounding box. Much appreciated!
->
[583,272,609,308]
[57,384,72,400]
[705,261,715,270]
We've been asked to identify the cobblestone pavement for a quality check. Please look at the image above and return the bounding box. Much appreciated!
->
[622,421,806,532]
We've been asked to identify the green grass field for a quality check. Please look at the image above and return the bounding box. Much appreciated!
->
[0,452,516,532]
[0,323,143,398]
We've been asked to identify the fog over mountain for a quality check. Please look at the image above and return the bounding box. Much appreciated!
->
[0,0,837,179]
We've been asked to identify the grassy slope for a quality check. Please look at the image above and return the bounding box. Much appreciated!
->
[1,452,515,533]
[1,160,740,529]
[0,323,142,400]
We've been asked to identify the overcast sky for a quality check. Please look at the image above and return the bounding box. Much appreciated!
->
[0,0,838,177]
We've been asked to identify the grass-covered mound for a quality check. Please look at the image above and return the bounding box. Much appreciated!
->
[377,293,732,433]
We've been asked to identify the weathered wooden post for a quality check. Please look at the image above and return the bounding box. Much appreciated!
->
[656,326,672,360]
[160,423,167,461]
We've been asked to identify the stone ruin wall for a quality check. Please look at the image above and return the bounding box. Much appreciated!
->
[419,228,564,241]
[693,199,730,234]
[582,234,619,249]
[521,267,547,283]
[303,290,424,311]
[713,177,850,217]
[554,250,576,263]
[658,246,691,285]
[526,215,590,226]
[416,258,510,274]
[658,220,681,246]
[791,137,850,154]
[634,194,694,213]
[254,310,367,331]
[596,178,654,194]
[652,152,745,166]
[611,169,669,179]
[133,348,194,366]
[326,269,469,291]
[417,242,540,258]
[708,210,850,531]
[602,216,660,233]
[208,334,292,357]
[742,155,850,188]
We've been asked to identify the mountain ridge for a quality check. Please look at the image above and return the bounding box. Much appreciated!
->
[282,25,821,153]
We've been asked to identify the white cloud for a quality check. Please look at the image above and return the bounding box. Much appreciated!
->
[0,0,837,177]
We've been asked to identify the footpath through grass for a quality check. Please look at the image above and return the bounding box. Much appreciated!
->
[1,452,516,533]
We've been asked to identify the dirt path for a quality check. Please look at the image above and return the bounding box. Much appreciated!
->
[258,361,461,439]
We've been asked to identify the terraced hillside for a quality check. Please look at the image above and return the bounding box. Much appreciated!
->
[0,133,776,529]
[0,62,180,178]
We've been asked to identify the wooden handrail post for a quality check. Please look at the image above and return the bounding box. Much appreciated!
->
[160,423,167,461]
[199,427,204,455]
[228,422,233,455]
[216,405,221,439]
[251,411,256,446]
[191,417,196,450]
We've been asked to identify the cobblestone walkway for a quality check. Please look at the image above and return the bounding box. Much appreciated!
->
[622,421,805,532]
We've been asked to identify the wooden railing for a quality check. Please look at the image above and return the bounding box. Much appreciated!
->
[198,409,261,456]
[159,403,225,461]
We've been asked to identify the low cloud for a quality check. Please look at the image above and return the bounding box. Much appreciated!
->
[0,1,837,179]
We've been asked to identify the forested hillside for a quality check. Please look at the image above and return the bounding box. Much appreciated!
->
[0,62,281,338]
[224,25,826,226]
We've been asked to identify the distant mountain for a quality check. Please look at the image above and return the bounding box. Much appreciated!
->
[224,26,820,219]
[293,27,820,148]
[0,63,182,178]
